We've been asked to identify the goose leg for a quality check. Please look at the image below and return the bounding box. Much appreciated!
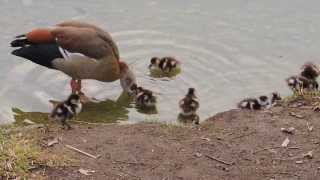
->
[70,79,92,103]
[70,79,81,94]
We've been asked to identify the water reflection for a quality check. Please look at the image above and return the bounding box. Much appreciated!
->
[118,91,158,115]
[12,90,161,125]
[149,68,182,78]
[177,113,200,125]
[13,97,131,125]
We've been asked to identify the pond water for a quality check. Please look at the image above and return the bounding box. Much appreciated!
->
[1,0,320,124]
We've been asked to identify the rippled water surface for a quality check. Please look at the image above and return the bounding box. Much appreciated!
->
[1,0,320,123]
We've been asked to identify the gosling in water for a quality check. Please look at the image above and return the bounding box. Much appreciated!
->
[149,56,181,73]
[130,83,157,107]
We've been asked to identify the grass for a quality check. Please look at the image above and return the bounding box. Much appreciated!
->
[281,91,320,105]
[149,68,182,78]
[12,98,130,125]
[0,125,72,179]
[0,126,41,178]
[158,122,191,139]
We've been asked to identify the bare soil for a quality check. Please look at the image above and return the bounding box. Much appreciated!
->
[32,97,320,180]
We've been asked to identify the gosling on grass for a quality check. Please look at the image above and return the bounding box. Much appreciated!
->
[179,88,199,116]
[49,94,82,130]
[286,62,320,95]
[238,92,281,110]
[300,62,320,80]
[286,75,318,95]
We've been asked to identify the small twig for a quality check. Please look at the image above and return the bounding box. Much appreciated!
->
[65,145,100,159]
[253,146,281,154]
[113,160,146,166]
[289,112,305,119]
[273,156,302,161]
[70,120,115,126]
[288,146,300,150]
[204,154,234,166]
[149,163,161,172]
[263,171,300,177]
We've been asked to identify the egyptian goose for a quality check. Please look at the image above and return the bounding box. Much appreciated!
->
[179,88,199,116]
[49,93,82,130]
[149,56,181,73]
[10,21,136,100]
[238,92,281,110]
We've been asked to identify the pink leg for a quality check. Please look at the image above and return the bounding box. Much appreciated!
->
[70,79,81,94]
[70,79,91,103]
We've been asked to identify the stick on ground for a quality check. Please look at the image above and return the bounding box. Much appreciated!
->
[204,154,234,166]
[65,145,100,159]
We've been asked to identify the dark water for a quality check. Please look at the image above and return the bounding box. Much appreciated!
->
[1,0,320,123]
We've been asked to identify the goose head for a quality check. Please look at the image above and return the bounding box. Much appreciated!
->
[119,61,136,94]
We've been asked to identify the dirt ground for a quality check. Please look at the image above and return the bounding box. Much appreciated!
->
[31,97,320,180]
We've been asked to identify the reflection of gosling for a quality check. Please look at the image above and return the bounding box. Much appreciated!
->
[149,56,181,73]
[286,75,318,94]
[238,92,281,110]
[49,94,82,130]
[179,88,200,116]
[130,84,157,107]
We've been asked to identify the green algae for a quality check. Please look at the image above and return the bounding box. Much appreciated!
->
[12,95,132,125]
[149,67,181,78]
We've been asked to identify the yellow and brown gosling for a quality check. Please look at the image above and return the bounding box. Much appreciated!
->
[238,92,281,110]
[149,56,181,73]
[130,83,157,107]
[179,88,200,117]
[286,75,318,95]
[49,94,82,130]
[300,62,320,80]
[129,83,143,96]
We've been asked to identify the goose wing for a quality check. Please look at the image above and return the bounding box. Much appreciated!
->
[52,21,119,60]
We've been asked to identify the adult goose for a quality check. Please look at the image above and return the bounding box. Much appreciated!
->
[10,21,136,100]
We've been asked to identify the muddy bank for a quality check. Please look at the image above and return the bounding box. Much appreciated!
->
[16,96,317,180]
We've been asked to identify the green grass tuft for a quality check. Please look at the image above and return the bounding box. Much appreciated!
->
[0,127,40,179]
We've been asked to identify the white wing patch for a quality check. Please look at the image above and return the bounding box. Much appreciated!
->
[64,104,74,115]
[75,103,82,114]
[240,101,248,108]
[57,108,63,113]
[59,47,85,60]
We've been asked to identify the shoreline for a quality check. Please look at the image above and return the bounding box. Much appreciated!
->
[1,95,320,179]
